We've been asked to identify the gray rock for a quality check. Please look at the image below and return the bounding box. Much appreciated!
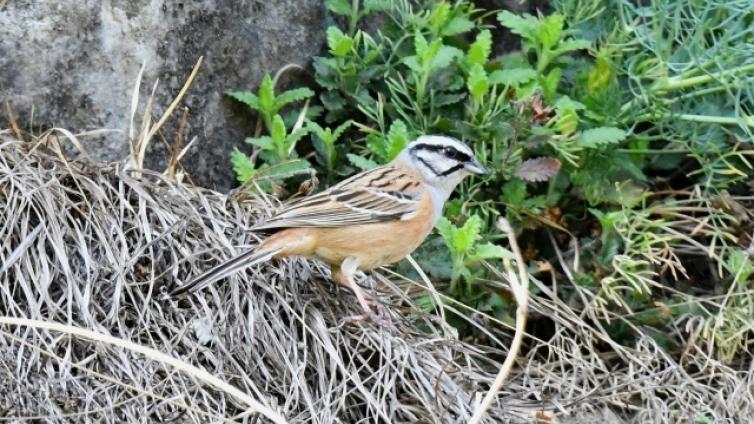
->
[0,0,325,191]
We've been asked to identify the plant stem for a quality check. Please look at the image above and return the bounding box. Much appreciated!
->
[654,63,754,92]
[349,0,360,35]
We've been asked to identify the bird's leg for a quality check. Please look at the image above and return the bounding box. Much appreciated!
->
[332,257,386,322]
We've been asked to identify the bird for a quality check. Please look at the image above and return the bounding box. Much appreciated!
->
[170,135,488,320]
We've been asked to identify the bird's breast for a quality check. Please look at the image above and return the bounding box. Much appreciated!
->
[312,192,436,269]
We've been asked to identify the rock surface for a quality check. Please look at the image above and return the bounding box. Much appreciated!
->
[0,0,325,190]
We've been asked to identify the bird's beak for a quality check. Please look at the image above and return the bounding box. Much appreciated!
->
[465,158,490,175]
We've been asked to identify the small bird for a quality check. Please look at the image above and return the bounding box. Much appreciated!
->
[171,135,488,320]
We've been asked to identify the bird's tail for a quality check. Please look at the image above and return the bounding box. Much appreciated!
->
[170,247,282,297]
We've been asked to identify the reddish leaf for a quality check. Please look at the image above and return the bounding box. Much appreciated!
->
[515,157,561,182]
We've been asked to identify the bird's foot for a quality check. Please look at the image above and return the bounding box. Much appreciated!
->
[345,295,390,324]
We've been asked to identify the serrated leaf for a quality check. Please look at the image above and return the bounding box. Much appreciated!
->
[431,45,462,71]
[429,3,451,34]
[245,136,273,150]
[539,14,564,49]
[468,242,510,263]
[226,91,259,109]
[320,90,347,112]
[442,16,474,36]
[434,92,467,107]
[577,127,627,148]
[327,26,353,56]
[454,215,483,254]
[230,148,256,183]
[588,51,613,94]
[502,179,526,206]
[325,0,352,15]
[287,127,310,146]
[552,39,591,55]
[466,29,492,66]
[515,157,561,182]
[363,0,391,13]
[366,134,388,161]
[414,31,429,58]
[332,120,353,141]
[488,68,538,86]
[274,87,314,109]
[435,216,456,247]
[270,115,287,144]
[347,153,378,170]
[255,159,311,179]
[422,39,443,67]
[467,63,489,101]
[497,11,539,42]
[402,55,422,72]
[541,67,561,99]
[257,75,275,115]
[386,120,409,160]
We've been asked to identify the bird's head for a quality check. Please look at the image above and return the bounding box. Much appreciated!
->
[394,135,488,191]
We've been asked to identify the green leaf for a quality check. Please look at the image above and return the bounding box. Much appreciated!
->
[431,45,462,71]
[552,39,591,56]
[255,159,312,179]
[435,217,456,248]
[539,14,564,49]
[306,121,326,140]
[347,153,379,170]
[442,16,474,36]
[402,55,422,72]
[429,3,451,35]
[230,148,256,183]
[467,63,489,101]
[466,30,492,66]
[324,0,352,15]
[577,127,627,148]
[287,127,310,146]
[541,67,562,98]
[363,0,391,13]
[245,136,273,150]
[414,31,429,58]
[226,91,259,110]
[588,51,613,93]
[502,179,527,206]
[332,120,353,141]
[327,26,353,56]
[270,115,287,144]
[488,68,538,86]
[468,242,510,263]
[422,39,443,67]
[454,215,483,254]
[550,96,583,135]
[386,120,409,160]
[497,11,539,42]
[257,75,275,115]
[274,87,314,109]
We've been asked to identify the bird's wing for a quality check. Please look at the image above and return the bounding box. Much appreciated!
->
[254,165,425,229]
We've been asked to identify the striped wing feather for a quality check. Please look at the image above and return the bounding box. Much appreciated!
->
[254,166,424,229]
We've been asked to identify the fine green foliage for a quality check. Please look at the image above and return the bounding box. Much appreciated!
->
[227,0,754,361]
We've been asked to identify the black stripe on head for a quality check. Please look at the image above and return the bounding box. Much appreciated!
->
[411,143,472,163]
[416,156,441,176]
[439,163,465,176]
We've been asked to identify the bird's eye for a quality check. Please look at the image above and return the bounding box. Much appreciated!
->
[444,146,459,159]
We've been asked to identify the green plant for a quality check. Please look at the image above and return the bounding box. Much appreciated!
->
[307,120,353,182]
[226,0,754,360]
[228,75,314,133]
[227,74,315,187]
[436,215,508,296]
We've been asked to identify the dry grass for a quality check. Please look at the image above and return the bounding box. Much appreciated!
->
[2,129,753,423]
[0,131,514,423]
